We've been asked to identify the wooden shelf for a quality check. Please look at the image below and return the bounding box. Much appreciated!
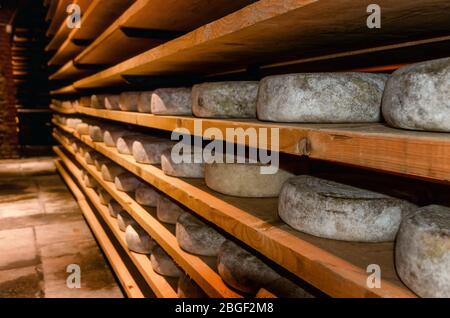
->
[55,159,145,298]
[54,131,242,298]
[51,85,77,95]
[69,0,450,89]
[49,60,95,80]
[46,0,72,37]
[74,106,450,184]
[48,0,134,67]
[55,146,179,298]
[53,121,417,298]
[50,104,76,114]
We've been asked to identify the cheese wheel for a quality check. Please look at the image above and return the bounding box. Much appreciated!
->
[137,91,153,113]
[132,137,174,164]
[395,205,450,298]
[83,174,98,189]
[116,134,146,155]
[103,129,128,147]
[117,211,137,232]
[108,200,123,218]
[192,81,259,118]
[98,189,112,206]
[217,241,280,294]
[119,92,139,112]
[176,212,226,256]
[75,123,89,135]
[177,273,208,298]
[114,172,142,192]
[88,123,108,142]
[382,57,450,132]
[84,151,101,165]
[61,100,73,109]
[156,196,186,225]
[79,96,91,107]
[205,162,294,197]
[265,277,313,298]
[257,73,388,123]
[278,175,416,242]
[135,184,160,207]
[101,163,125,182]
[66,118,82,129]
[105,95,120,110]
[150,245,182,278]
[161,148,204,178]
[125,224,155,254]
[94,157,109,172]
[151,87,192,115]
[91,94,106,109]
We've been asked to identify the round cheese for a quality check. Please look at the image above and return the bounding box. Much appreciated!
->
[108,200,123,218]
[116,134,145,155]
[178,273,208,298]
[98,189,112,206]
[278,175,416,242]
[132,137,174,164]
[75,123,89,135]
[119,92,139,112]
[135,184,160,207]
[125,224,155,254]
[103,129,128,148]
[151,87,192,115]
[91,94,106,109]
[114,172,142,192]
[150,245,182,278]
[157,196,186,225]
[105,95,120,110]
[101,163,125,182]
[161,148,204,178]
[117,211,137,232]
[137,91,153,113]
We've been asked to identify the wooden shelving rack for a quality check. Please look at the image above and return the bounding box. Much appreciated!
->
[47,0,450,298]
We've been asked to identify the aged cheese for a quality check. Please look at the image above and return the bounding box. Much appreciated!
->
[108,200,123,218]
[161,148,204,178]
[217,241,280,294]
[117,211,137,232]
[101,163,125,182]
[116,134,146,155]
[105,95,120,110]
[150,245,182,278]
[157,196,186,225]
[205,162,294,197]
[178,273,208,298]
[103,129,128,148]
[257,73,388,123]
[98,189,112,206]
[91,94,106,109]
[132,137,174,164]
[395,205,450,298]
[192,81,259,118]
[75,123,89,135]
[114,172,142,192]
[83,174,98,189]
[137,91,153,113]
[278,175,416,242]
[84,151,101,165]
[382,57,450,132]
[125,224,155,254]
[135,184,160,207]
[151,87,192,115]
[119,92,139,112]
[176,212,227,256]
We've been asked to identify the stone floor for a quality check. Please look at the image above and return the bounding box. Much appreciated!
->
[0,157,123,298]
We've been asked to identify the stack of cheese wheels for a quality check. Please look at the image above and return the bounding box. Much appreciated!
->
[150,245,182,278]
[157,196,186,224]
[103,128,129,148]
[176,212,226,256]
[135,183,160,207]
[98,189,112,206]
[137,91,153,113]
[108,200,123,218]
[84,150,102,165]
[382,57,450,132]
[101,163,125,182]
[257,72,388,123]
[89,123,113,142]
[161,148,204,178]
[125,223,155,254]
[205,161,294,197]
[105,95,120,110]
[132,136,174,164]
[395,205,450,298]
[91,94,106,109]
[177,273,208,298]
[114,172,142,192]
[94,156,109,172]
[117,211,137,232]
[79,96,91,107]
[192,81,259,118]
[83,173,98,189]
[151,87,192,115]
[116,134,145,155]
[75,122,90,135]
[119,92,139,112]
[278,175,416,242]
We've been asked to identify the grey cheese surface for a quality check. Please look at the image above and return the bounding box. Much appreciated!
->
[278,175,416,242]
[396,205,450,298]
[151,87,192,115]
[382,57,450,132]
[257,72,388,122]
[192,81,259,118]
[161,148,204,178]
[150,245,182,278]
[125,224,155,254]
[157,196,186,225]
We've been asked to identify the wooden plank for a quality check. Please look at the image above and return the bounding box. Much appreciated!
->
[50,104,76,114]
[74,0,256,67]
[75,106,450,184]
[49,60,95,80]
[51,85,77,95]
[54,131,241,298]
[48,0,135,67]
[46,0,72,37]
[53,123,417,298]
[55,159,145,298]
[55,147,178,298]
[73,0,450,88]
